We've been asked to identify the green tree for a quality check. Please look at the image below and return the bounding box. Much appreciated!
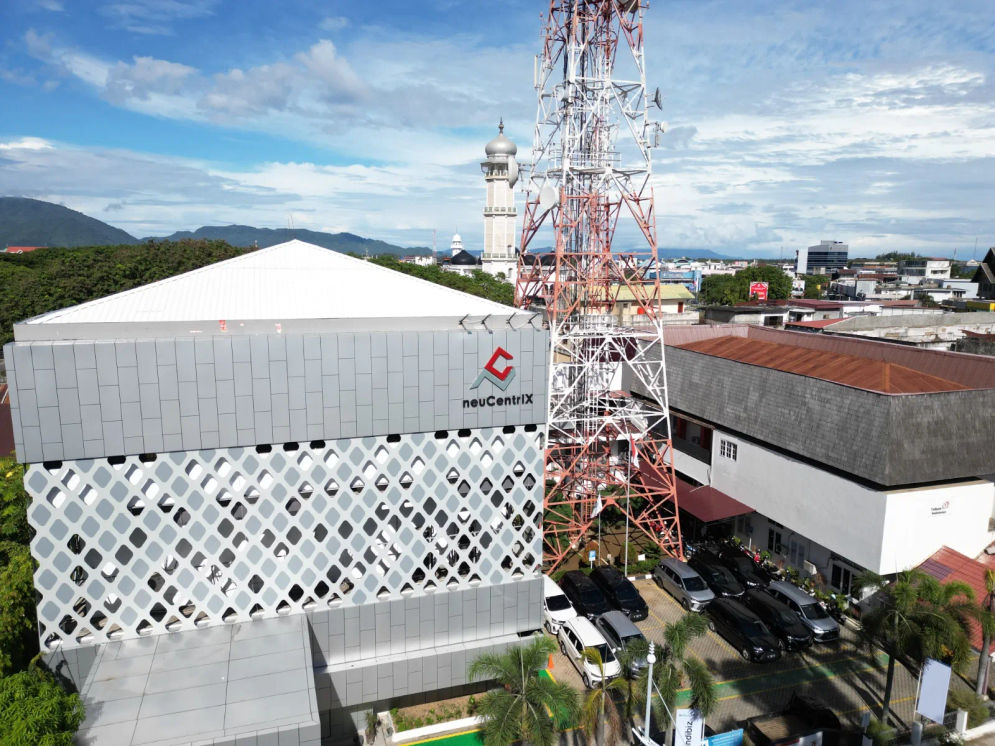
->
[699,265,791,305]
[855,570,975,723]
[0,542,38,677]
[698,274,744,305]
[737,265,793,300]
[468,636,578,746]
[0,666,84,745]
[0,459,30,545]
[800,274,829,299]
[638,615,716,735]
[580,647,623,746]
[976,569,995,696]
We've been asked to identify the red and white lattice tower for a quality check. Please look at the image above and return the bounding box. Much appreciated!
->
[515,0,683,569]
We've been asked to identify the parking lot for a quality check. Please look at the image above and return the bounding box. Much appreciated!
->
[547,576,921,733]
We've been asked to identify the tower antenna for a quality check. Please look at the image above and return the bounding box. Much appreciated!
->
[515,0,682,568]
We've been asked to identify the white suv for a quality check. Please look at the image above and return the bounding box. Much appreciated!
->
[556,617,621,688]
[542,575,577,634]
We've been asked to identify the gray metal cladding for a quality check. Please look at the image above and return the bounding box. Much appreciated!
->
[632,344,995,487]
[4,327,549,464]
[28,426,543,651]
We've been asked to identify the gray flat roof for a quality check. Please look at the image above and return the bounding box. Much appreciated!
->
[74,615,319,745]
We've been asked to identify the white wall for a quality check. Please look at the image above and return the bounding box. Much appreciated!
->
[702,431,994,575]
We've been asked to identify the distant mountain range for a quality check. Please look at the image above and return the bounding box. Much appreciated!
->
[0,198,429,256]
[0,197,135,248]
[1,197,737,259]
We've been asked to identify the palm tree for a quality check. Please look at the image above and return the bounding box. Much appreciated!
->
[468,636,579,746]
[855,569,975,723]
[976,569,995,697]
[608,637,650,730]
[580,648,623,746]
[638,614,717,735]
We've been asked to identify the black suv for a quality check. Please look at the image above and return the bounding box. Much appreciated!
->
[559,571,611,619]
[689,552,746,598]
[706,598,781,663]
[716,547,770,589]
[743,590,813,652]
[589,567,649,621]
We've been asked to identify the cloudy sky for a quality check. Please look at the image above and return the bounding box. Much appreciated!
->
[0,0,992,257]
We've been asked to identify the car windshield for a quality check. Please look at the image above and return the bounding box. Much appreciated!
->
[547,595,571,612]
[593,644,616,663]
[801,603,830,621]
[621,633,644,647]
[614,584,638,602]
[741,620,768,636]
[683,576,708,591]
[777,609,798,625]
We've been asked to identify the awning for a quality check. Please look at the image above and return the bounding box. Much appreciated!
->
[675,477,753,523]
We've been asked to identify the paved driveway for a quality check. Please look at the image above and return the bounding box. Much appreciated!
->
[547,577,921,734]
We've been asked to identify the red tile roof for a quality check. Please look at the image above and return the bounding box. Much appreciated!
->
[3,246,45,253]
[918,547,995,653]
[675,335,968,394]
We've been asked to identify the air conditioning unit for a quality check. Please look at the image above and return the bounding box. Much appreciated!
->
[803,560,817,576]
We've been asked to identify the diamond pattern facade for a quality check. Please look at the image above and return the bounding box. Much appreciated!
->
[28,425,542,651]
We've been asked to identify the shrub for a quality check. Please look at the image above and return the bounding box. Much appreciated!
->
[948,687,990,728]
[865,718,896,746]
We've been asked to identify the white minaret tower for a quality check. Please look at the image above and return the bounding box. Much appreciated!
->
[480,120,519,283]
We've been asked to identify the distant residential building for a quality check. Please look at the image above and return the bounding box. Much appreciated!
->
[899,258,951,285]
[3,245,46,254]
[399,255,435,267]
[611,284,695,326]
[796,240,848,275]
[700,304,789,328]
[972,248,995,300]
[802,311,995,350]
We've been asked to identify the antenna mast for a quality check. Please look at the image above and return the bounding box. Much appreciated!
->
[516,0,683,568]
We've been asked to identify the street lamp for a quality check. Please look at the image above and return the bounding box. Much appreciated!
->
[634,642,658,746]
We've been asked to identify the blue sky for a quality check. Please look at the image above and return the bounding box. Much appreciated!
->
[0,0,992,257]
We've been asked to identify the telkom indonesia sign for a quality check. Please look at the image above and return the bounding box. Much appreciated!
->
[464,347,534,409]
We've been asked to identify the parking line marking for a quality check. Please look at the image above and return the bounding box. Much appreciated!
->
[841,694,916,716]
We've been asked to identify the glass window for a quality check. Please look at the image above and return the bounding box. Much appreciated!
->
[719,440,737,460]
[683,576,707,591]
[547,595,571,612]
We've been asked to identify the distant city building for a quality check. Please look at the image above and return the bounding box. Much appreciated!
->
[480,121,519,283]
[399,254,436,267]
[972,248,995,300]
[440,233,482,277]
[611,284,695,326]
[898,258,951,285]
[796,240,848,275]
[5,241,547,745]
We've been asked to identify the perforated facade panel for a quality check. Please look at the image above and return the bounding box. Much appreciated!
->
[28,426,542,651]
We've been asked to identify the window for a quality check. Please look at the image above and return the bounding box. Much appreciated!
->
[831,564,853,595]
[719,439,737,460]
[768,528,782,554]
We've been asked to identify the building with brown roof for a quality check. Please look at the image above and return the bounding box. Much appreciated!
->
[627,326,995,591]
[973,248,995,300]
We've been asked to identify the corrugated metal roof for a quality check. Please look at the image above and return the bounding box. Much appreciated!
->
[918,547,993,653]
[784,318,847,329]
[23,240,522,326]
[675,335,968,394]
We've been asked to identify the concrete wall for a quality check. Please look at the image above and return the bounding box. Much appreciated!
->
[701,430,994,575]
[4,328,548,464]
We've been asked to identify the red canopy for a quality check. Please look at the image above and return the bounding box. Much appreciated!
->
[675,477,753,523]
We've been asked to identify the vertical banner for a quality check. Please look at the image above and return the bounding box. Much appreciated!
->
[676,708,705,746]
[916,658,951,724]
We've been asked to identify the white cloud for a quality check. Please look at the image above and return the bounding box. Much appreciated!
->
[319,16,349,32]
[98,0,220,35]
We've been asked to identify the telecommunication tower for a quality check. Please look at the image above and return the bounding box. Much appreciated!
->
[515,0,683,569]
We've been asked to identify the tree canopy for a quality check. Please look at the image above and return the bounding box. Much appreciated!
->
[368,257,514,306]
[699,265,792,305]
[0,668,84,746]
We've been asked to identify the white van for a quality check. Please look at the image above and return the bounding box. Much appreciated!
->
[542,574,577,633]
[557,616,622,688]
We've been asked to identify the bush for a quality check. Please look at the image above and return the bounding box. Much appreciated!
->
[948,687,990,728]
[864,718,896,746]
[0,667,85,745]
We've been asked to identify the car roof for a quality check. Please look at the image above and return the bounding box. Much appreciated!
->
[592,566,626,583]
[746,589,787,612]
[768,580,817,604]
[598,610,641,637]
[660,558,701,578]
[712,598,758,620]
[543,575,566,596]
[566,616,607,645]
[563,570,596,587]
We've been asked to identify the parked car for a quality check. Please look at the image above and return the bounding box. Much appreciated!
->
[595,610,649,676]
[716,547,770,589]
[589,566,649,621]
[766,581,840,643]
[557,616,622,688]
[559,570,611,619]
[706,598,782,663]
[743,589,813,652]
[689,552,746,598]
[653,558,715,611]
[542,574,577,634]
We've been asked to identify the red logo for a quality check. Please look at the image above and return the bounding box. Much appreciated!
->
[471,347,516,390]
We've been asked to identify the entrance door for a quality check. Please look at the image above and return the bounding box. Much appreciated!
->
[831,564,853,595]
[788,539,806,569]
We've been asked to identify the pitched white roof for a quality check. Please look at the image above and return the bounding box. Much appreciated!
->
[17,240,529,340]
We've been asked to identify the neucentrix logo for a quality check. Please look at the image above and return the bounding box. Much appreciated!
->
[464,347,533,409]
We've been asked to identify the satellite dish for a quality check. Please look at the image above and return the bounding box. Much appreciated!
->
[537,184,558,216]
[653,87,663,110]
[508,156,519,188]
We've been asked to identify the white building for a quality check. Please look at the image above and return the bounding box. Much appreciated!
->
[796,240,848,275]
[899,258,951,285]
[629,325,995,592]
[480,121,519,283]
[440,233,482,277]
